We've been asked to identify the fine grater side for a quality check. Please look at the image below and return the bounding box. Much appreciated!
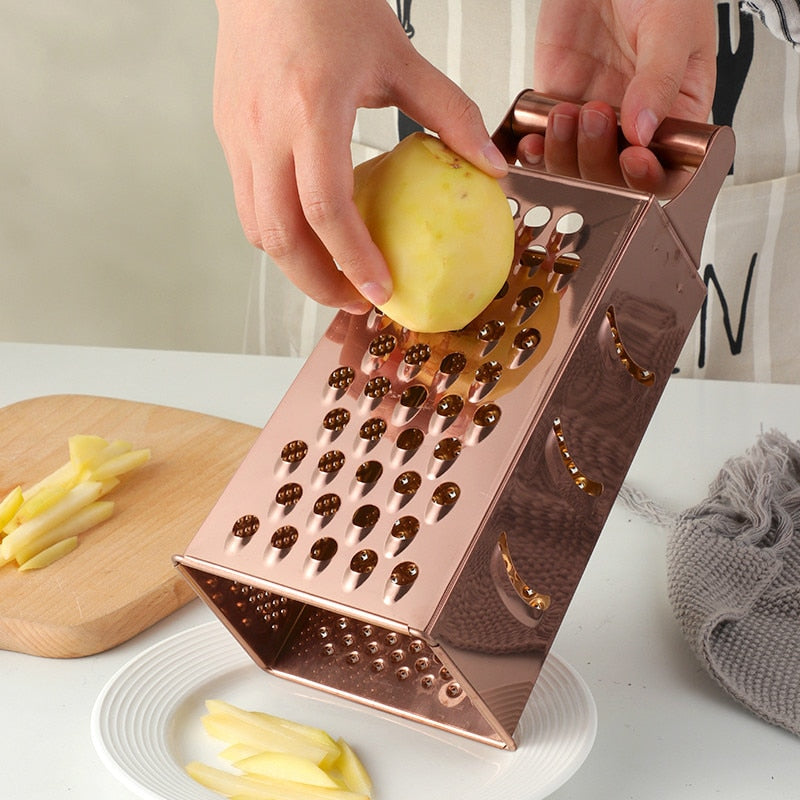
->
[175,91,734,750]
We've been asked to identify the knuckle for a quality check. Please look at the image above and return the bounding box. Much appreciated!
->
[301,190,345,229]
[443,92,483,129]
[259,221,295,261]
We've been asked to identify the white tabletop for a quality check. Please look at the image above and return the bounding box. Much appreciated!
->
[1,341,798,799]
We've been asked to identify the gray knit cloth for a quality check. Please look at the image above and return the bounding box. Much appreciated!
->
[621,430,800,737]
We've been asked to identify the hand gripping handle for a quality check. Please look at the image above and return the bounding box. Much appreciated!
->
[493,90,736,265]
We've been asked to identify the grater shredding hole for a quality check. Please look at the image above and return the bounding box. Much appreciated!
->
[521,246,547,278]
[318,450,346,476]
[494,281,510,301]
[398,344,431,380]
[365,334,398,370]
[385,632,399,646]
[394,385,428,425]
[270,525,298,550]
[280,440,308,467]
[477,320,506,355]
[366,308,385,329]
[385,561,419,602]
[507,196,520,218]
[428,481,460,521]
[313,493,341,520]
[404,343,431,366]
[327,366,355,397]
[514,285,544,325]
[371,659,386,673]
[524,204,552,230]
[352,503,380,528]
[510,328,541,368]
[439,351,467,376]
[433,437,462,460]
[386,515,419,556]
[350,548,378,574]
[355,460,383,488]
[309,536,338,565]
[401,384,428,408]
[553,418,604,496]
[555,252,581,274]
[469,403,502,445]
[322,407,351,438]
[396,666,411,680]
[349,504,380,542]
[478,319,505,341]
[390,649,405,663]
[276,482,303,509]
[394,428,425,464]
[429,437,462,476]
[359,417,387,447]
[441,682,466,707]
[555,210,584,235]
[430,393,464,434]
[392,470,421,501]
[363,376,392,406]
[231,514,259,539]
[469,361,502,401]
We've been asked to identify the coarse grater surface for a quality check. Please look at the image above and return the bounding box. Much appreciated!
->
[175,91,734,750]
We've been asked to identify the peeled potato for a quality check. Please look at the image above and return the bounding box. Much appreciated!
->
[354,132,515,332]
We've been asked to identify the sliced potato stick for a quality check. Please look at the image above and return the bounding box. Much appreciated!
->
[206,699,340,763]
[209,700,338,749]
[234,752,340,788]
[13,500,114,566]
[11,480,76,530]
[202,714,336,767]
[0,486,24,530]
[0,481,103,561]
[185,761,369,800]
[20,461,78,502]
[90,448,150,481]
[84,439,133,472]
[18,536,78,571]
[332,739,372,796]
[218,743,264,763]
[68,434,109,470]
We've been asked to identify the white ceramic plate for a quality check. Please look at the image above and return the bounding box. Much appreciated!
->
[91,622,596,800]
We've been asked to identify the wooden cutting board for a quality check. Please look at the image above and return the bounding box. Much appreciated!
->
[0,394,260,658]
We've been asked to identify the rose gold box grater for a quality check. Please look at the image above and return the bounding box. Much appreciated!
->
[175,92,734,749]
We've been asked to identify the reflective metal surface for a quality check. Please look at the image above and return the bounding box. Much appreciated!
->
[175,92,734,750]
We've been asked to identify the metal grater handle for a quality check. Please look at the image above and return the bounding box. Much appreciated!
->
[493,89,736,266]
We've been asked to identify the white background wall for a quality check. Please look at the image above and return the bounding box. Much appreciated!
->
[0,1,255,353]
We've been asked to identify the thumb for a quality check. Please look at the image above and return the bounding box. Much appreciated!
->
[391,53,509,176]
[619,13,715,147]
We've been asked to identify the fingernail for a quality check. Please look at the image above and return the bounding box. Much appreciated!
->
[482,141,509,172]
[521,148,543,167]
[552,113,576,142]
[635,109,659,146]
[359,281,391,308]
[580,108,609,139]
[623,155,649,179]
